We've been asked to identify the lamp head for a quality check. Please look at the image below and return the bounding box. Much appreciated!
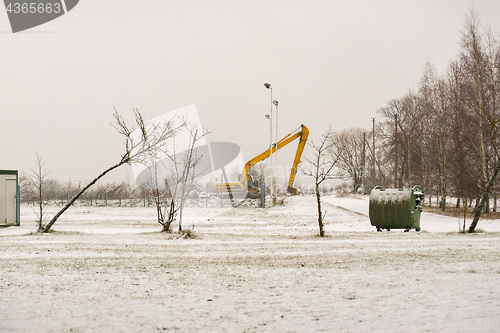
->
[273,100,278,106]
[264,83,271,89]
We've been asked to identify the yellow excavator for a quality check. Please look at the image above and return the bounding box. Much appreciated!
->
[216,124,309,198]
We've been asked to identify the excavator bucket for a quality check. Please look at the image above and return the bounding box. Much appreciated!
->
[287,187,299,195]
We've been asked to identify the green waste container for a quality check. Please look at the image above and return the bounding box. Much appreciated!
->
[369,185,424,232]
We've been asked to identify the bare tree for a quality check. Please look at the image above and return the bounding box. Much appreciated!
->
[146,158,177,232]
[28,152,52,232]
[172,126,206,232]
[459,10,500,231]
[419,63,451,210]
[42,108,179,233]
[330,128,366,192]
[144,120,207,233]
[446,59,478,209]
[302,129,341,237]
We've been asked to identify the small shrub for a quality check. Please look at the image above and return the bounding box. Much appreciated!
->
[177,229,197,239]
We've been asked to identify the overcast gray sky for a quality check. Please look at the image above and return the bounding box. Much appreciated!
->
[1,0,500,184]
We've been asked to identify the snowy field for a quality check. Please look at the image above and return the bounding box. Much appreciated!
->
[1,195,499,332]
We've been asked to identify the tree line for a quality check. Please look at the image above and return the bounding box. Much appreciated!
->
[20,174,142,206]
[330,11,499,232]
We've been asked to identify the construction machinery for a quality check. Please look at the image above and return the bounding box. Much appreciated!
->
[216,124,309,198]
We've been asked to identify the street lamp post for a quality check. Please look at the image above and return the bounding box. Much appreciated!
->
[264,83,273,206]
[265,114,272,172]
[273,100,279,199]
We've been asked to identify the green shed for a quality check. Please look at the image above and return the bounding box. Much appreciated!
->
[0,170,20,226]
[369,185,424,232]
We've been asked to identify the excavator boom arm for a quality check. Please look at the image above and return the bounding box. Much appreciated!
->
[239,125,309,193]
[286,125,309,193]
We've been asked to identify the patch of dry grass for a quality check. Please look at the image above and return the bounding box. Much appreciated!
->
[425,205,500,220]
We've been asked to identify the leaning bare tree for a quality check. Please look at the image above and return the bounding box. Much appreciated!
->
[28,152,53,232]
[41,108,179,233]
[302,129,341,237]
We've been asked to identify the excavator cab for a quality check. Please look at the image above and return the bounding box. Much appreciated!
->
[243,174,262,199]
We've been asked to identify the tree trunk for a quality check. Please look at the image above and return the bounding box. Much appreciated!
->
[471,28,490,218]
[161,199,176,233]
[439,166,447,211]
[484,193,490,214]
[494,189,497,213]
[316,183,324,237]
[43,161,127,233]
[468,161,500,233]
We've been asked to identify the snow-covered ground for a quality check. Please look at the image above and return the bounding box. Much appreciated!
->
[1,195,499,332]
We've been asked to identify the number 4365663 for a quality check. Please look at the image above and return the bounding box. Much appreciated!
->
[6,2,62,14]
